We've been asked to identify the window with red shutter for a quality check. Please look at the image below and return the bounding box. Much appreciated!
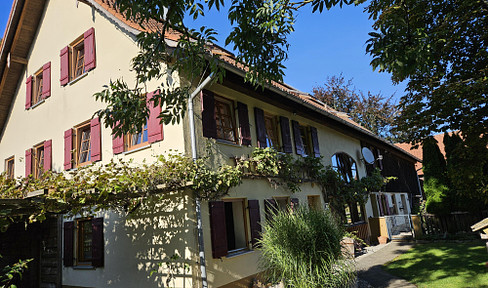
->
[201,90,217,138]
[43,140,52,172]
[280,116,293,153]
[237,102,251,146]
[25,76,32,109]
[61,28,97,85]
[147,90,163,144]
[42,62,51,99]
[248,200,262,248]
[64,129,73,170]
[64,221,74,267]
[90,118,101,162]
[25,149,32,177]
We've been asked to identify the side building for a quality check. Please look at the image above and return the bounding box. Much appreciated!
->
[0,0,421,287]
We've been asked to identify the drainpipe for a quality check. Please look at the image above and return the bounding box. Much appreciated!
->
[189,73,214,288]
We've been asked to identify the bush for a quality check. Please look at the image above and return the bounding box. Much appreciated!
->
[258,207,356,287]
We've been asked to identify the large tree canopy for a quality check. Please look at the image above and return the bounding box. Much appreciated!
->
[366,0,488,143]
[312,75,400,141]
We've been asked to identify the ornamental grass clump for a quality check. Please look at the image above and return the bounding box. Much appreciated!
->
[259,207,356,287]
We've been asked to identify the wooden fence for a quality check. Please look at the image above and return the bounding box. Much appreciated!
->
[346,222,370,244]
[421,212,481,235]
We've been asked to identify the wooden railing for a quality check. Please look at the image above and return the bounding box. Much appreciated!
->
[346,222,370,244]
[421,212,481,235]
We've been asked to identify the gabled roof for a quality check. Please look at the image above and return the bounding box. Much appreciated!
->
[0,0,419,163]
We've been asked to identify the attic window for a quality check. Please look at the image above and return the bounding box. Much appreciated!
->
[71,36,85,80]
[25,62,51,109]
[34,69,43,105]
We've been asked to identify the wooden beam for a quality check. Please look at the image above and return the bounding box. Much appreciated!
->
[8,53,28,65]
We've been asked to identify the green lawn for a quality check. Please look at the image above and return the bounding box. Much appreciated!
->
[384,240,488,288]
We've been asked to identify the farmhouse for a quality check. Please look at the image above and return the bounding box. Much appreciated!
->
[0,0,421,287]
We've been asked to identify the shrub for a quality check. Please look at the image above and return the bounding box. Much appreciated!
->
[258,207,356,287]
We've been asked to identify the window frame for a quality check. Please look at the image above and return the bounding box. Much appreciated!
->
[33,143,45,179]
[124,123,149,152]
[263,113,281,151]
[307,195,321,210]
[298,124,312,156]
[33,68,43,106]
[331,152,358,183]
[223,198,250,255]
[75,122,92,167]
[4,156,14,179]
[214,96,238,144]
[70,36,85,82]
[76,218,93,265]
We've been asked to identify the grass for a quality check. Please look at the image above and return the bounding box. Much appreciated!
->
[384,240,488,288]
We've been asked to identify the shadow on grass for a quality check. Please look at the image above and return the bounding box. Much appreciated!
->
[383,240,488,288]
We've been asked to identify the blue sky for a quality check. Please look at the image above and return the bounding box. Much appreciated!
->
[0,0,406,102]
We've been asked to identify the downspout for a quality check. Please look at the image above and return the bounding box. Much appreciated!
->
[189,73,214,288]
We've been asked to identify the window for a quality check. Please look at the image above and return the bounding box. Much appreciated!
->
[308,195,321,210]
[63,218,104,267]
[25,62,51,109]
[264,114,280,150]
[125,123,149,151]
[60,28,96,86]
[331,152,358,183]
[33,143,45,179]
[5,157,14,179]
[215,97,237,143]
[33,69,43,105]
[292,120,320,157]
[64,118,101,170]
[344,202,365,224]
[274,196,291,211]
[209,199,261,258]
[201,90,251,146]
[77,219,93,264]
[71,36,85,80]
[112,90,164,155]
[25,140,52,178]
[76,123,92,167]
[224,199,248,253]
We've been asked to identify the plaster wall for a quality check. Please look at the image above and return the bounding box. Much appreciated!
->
[0,0,186,176]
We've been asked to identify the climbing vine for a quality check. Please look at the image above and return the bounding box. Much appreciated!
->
[0,147,390,230]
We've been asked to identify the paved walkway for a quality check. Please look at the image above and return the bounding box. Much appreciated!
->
[356,242,417,288]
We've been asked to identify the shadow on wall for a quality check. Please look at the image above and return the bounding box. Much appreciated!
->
[100,190,198,288]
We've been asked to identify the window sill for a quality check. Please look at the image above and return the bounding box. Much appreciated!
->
[123,144,151,155]
[28,99,45,110]
[72,265,96,270]
[68,72,88,86]
[215,139,242,148]
[225,249,254,259]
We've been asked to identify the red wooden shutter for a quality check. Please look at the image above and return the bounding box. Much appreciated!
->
[310,126,320,157]
[112,122,124,155]
[254,107,267,148]
[25,148,32,177]
[60,46,69,85]
[147,90,163,143]
[44,140,52,172]
[384,195,391,215]
[248,200,262,248]
[201,90,217,138]
[90,118,101,162]
[63,221,74,267]
[64,129,73,170]
[291,198,299,212]
[237,102,251,146]
[25,76,33,109]
[209,201,228,258]
[264,199,278,222]
[280,116,292,153]
[42,62,51,99]
[84,27,96,71]
[91,217,104,267]
[292,120,304,155]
